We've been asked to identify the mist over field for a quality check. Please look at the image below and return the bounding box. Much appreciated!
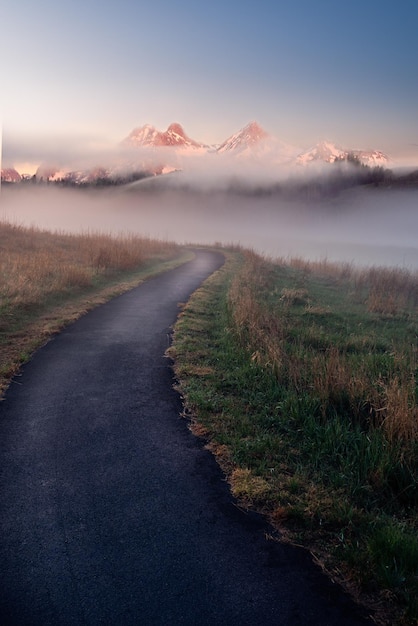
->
[1,183,417,269]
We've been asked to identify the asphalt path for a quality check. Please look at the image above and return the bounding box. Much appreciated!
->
[0,250,372,625]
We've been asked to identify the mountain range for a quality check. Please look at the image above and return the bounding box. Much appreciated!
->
[123,120,267,153]
[122,121,390,167]
[296,140,389,167]
[124,122,208,151]
[1,121,391,185]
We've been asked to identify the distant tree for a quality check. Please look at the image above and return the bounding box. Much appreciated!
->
[346,152,363,167]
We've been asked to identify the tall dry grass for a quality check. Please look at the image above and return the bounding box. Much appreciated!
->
[228,251,286,377]
[360,267,418,314]
[0,221,178,311]
[287,255,418,315]
[0,220,180,394]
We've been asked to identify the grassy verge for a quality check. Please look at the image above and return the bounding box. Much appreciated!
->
[170,250,418,625]
[0,220,191,396]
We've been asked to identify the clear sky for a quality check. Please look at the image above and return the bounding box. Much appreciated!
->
[2,0,418,165]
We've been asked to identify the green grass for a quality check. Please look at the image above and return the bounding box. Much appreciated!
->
[171,250,418,625]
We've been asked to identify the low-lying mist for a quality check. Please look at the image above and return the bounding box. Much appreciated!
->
[1,182,418,269]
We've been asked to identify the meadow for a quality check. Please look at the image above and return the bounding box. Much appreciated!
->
[0,220,182,395]
[172,249,418,625]
[1,219,417,623]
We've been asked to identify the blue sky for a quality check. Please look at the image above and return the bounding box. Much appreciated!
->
[2,0,418,165]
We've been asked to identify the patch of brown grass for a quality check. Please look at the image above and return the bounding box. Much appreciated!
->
[0,220,183,396]
[230,468,271,505]
[380,373,418,443]
[280,287,309,305]
[0,222,179,311]
[355,266,418,315]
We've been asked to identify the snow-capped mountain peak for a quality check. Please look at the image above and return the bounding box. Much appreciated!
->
[296,141,345,164]
[123,122,205,150]
[296,141,389,167]
[217,121,268,154]
[349,149,389,167]
[1,167,22,183]
[130,124,160,145]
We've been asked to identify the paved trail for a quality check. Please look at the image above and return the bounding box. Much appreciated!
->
[0,250,372,625]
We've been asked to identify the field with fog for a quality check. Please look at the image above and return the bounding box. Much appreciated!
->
[172,251,418,624]
[1,184,418,623]
[2,182,418,269]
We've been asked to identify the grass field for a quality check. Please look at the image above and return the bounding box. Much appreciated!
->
[1,219,417,623]
[0,220,185,395]
[171,249,418,625]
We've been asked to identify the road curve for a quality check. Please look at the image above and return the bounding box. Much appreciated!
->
[0,250,371,625]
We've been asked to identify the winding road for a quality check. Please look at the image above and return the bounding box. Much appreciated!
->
[0,250,372,625]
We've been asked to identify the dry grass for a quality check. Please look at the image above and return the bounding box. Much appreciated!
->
[287,256,418,316]
[228,251,287,377]
[280,287,309,305]
[0,220,181,395]
[0,221,178,310]
[380,372,418,443]
[230,468,272,505]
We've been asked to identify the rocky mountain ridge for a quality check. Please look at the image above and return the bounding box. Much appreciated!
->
[124,122,208,151]
[296,140,389,168]
[2,121,391,185]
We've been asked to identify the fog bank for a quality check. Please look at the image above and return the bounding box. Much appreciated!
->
[1,185,417,269]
